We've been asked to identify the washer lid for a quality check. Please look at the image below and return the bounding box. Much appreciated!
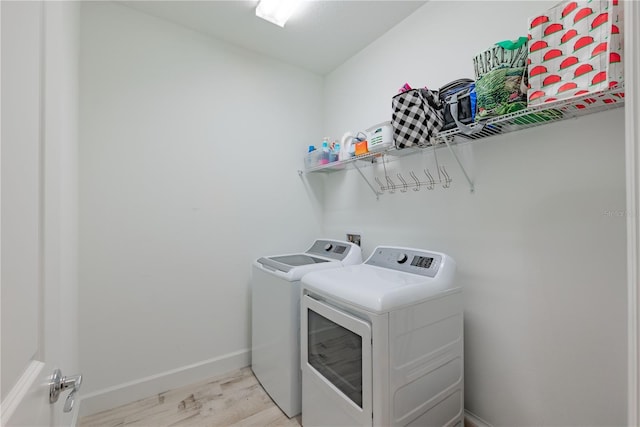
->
[253,239,363,281]
[301,247,457,314]
[257,254,330,273]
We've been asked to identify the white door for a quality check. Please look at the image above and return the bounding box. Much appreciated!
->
[1,1,79,425]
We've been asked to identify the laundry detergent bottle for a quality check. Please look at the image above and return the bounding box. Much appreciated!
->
[320,139,330,165]
[330,143,340,162]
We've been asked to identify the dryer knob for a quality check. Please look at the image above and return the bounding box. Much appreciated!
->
[324,243,333,251]
[397,254,408,264]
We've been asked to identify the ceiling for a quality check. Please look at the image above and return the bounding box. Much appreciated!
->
[119,1,427,75]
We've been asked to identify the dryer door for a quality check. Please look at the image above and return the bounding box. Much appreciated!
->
[301,295,372,426]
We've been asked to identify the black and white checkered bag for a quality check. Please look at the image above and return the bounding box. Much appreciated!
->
[391,88,444,149]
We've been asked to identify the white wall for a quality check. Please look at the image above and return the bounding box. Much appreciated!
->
[322,2,627,426]
[78,1,323,413]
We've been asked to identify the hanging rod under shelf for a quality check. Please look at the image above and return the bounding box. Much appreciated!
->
[375,167,452,193]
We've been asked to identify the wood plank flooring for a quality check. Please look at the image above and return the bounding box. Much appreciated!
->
[78,368,301,427]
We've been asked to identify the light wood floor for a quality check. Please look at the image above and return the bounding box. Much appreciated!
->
[78,367,302,426]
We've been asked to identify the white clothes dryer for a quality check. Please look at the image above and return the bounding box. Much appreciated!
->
[251,239,362,418]
[301,246,463,427]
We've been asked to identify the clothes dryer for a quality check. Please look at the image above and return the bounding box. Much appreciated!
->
[251,239,362,418]
[301,246,463,426]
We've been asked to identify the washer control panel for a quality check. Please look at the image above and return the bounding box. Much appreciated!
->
[366,246,442,277]
[307,239,358,262]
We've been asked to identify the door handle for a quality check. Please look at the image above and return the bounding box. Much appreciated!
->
[49,369,82,412]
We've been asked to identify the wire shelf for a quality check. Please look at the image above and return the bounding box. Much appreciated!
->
[303,146,419,174]
[300,85,625,197]
[434,84,625,144]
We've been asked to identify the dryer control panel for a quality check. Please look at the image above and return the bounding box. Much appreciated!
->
[366,246,443,278]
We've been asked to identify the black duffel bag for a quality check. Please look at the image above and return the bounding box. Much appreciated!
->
[439,78,477,132]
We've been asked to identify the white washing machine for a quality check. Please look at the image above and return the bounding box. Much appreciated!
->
[301,246,463,427]
[251,239,362,418]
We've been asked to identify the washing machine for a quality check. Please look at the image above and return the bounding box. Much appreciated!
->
[251,239,362,418]
[301,246,463,427]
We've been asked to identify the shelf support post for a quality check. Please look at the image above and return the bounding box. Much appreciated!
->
[443,138,475,193]
[353,161,380,200]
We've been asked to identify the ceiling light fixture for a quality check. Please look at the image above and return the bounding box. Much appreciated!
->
[255,0,301,27]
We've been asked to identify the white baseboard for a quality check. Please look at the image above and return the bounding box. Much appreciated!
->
[0,361,45,426]
[465,410,493,427]
[77,348,250,418]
